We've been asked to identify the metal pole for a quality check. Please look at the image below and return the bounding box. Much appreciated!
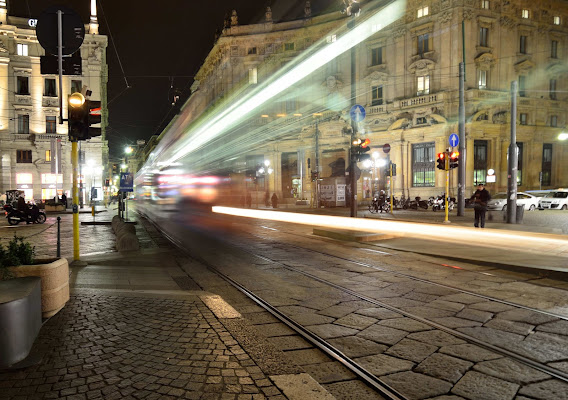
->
[507,81,518,224]
[389,163,393,212]
[349,16,357,218]
[56,216,61,258]
[444,156,450,223]
[315,120,320,208]
[57,10,64,124]
[72,141,80,261]
[79,143,84,208]
[457,62,466,216]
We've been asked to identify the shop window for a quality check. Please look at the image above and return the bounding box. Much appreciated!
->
[371,85,383,106]
[17,76,29,95]
[41,174,63,184]
[417,75,430,95]
[18,115,30,134]
[16,173,33,184]
[17,150,32,163]
[44,78,57,97]
[17,43,28,56]
[542,144,552,186]
[371,47,383,65]
[479,27,489,47]
[46,116,56,133]
[473,140,488,185]
[551,40,558,59]
[412,142,435,187]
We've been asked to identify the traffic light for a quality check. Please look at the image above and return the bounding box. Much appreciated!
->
[436,153,446,170]
[88,100,102,139]
[359,138,371,162]
[449,151,459,169]
[311,171,318,181]
[68,92,88,140]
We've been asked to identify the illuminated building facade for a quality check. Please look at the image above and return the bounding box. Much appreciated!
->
[0,0,108,204]
[150,0,568,206]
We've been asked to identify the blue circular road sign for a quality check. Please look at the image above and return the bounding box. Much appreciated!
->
[449,133,459,148]
[350,105,366,122]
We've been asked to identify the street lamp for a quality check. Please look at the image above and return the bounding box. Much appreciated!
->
[125,146,133,155]
[559,133,568,140]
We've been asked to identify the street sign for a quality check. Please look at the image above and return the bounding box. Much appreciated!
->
[449,133,459,148]
[119,173,134,192]
[36,6,85,56]
[40,54,82,75]
[383,143,391,153]
[350,105,366,122]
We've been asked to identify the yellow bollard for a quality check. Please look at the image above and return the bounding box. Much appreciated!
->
[91,205,95,216]
[72,141,80,261]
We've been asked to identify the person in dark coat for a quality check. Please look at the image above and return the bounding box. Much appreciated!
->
[471,183,491,228]
[61,193,67,209]
[271,193,278,208]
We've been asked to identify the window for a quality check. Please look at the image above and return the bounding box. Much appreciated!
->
[520,35,527,54]
[44,78,57,97]
[417,6,429,18]
[46,116,56,133]
[17,150,32,163]
[17,76,29,95]
[412,142,435,187]
[479,27,489,47]
[41,174,63,184]
[18,115,29,134]
[248,68,257,84]
[478,70,487,89]
[417,75,430,95]
[371,47,383,66]
[550,115,558,127]
[71,80,82,94]
[520,113,527,125]
[542,144,552,186]
[481,0,490,9]
[247,47,257,55]
[554,16,561,25]
[371,85,383,106]
[550,79,557,100]
[417,33,429,55]
[45,150,51,162]
[326,35,337,43]
[551,40,558,59]
[521,9,529,19]
[518,75,526,97]
[416,117,427,124]
[473,140,488,185]
[284,42,295,51]
[17,43,28,56]
[516,142,523,185]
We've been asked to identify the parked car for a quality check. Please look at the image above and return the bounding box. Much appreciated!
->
[538,189,568,210]
[487,192,540,211]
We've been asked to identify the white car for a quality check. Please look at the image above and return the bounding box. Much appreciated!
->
[538,190,568,210]
[487,192,540,211]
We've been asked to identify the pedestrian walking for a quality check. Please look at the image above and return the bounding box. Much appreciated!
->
[471,183,491,228]
[61,193,67,209]
[271,193,278,208]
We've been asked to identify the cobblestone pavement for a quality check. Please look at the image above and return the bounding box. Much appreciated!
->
[0,292,284,400]
[154,213,568,400]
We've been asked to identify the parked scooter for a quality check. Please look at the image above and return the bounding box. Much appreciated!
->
[407,196,429,210]
[5,204,46,225]
[432,194,455,212]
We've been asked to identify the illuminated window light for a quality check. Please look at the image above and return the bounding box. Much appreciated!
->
[261,114,269,118]
[293,113,302,117]
[276,113,286,117]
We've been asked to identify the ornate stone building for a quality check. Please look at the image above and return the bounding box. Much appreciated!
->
[149,0,568,205]
[0,0,108,204]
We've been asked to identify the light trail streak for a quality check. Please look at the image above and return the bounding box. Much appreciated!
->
[212,207,568,261]
[160,0,406,167]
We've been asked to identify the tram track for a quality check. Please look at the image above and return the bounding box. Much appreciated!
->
[143,210,568,399]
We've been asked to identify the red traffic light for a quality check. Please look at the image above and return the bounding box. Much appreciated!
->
[437,152,445,159]
[361,138,370,148]
[450,151,459,158]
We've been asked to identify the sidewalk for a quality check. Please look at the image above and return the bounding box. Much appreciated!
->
[0,211,332,400]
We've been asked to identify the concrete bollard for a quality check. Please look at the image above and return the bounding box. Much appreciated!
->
[115,223,136,238]
[116,232,140,252]
[111,215,122,233]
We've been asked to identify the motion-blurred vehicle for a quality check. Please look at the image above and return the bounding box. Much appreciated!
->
[538,189,568,210]
[488,192,540,211]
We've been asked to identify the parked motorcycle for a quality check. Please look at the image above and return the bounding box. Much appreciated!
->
[5,204,46,225]
[368,197,390,213]
[407,196,429,210]
[432,194,455,212]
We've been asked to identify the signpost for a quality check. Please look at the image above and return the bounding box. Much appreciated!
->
[350,104,366,122]
[449,133,459,148]
[382,143,391,154]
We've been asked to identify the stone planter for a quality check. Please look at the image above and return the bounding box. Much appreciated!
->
[9,258,70,318]
[45,204,65,212]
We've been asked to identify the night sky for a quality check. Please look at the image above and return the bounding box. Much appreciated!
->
[10,0,342,158]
